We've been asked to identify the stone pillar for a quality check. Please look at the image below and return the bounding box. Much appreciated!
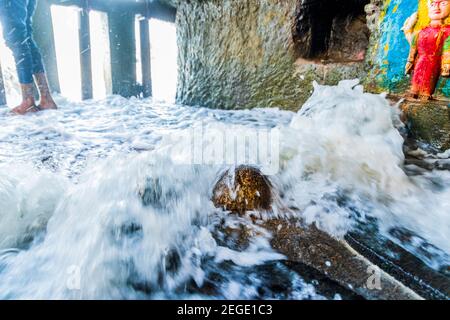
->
[108,11,138,97]
[0,61,6,106]
[176,0,301,110]
[33,0,61,94]
[79,4,93,100]
[139,18,152,98]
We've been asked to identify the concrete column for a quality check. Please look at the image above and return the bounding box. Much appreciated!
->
[139,18,152,98]
[79,4,93,100]
[108,11,138,97]
[0,61,6,106]
[33,0,61,93]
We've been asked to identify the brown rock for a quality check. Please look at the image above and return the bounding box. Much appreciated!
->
[212,166,273,214]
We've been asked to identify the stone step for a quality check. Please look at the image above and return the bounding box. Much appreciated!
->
[400,102,450,151]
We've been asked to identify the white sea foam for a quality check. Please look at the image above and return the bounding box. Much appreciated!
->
[0,80,448,299]
[277,80,450,266]
[0,165,67,249]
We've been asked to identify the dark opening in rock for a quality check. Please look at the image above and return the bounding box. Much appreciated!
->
[293,0,370,63]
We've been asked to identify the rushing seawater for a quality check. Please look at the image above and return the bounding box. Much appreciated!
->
[0,80,449,299]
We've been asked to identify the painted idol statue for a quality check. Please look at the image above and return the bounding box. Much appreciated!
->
[403,0,450,100]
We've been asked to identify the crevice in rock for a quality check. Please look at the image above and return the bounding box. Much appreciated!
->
[293,0,371,63]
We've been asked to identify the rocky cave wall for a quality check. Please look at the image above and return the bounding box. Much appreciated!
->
[175,0,371,111]
[174,0,449,149]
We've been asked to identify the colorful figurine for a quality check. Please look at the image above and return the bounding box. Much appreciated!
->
[403,0,450,100]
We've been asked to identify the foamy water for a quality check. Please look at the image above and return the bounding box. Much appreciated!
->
[0,80,448,299]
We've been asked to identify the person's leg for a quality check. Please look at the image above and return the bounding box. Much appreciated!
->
[0,0,37,114]
[26,0,56,110]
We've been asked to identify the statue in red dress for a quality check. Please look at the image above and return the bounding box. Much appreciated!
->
[403,0,450,100]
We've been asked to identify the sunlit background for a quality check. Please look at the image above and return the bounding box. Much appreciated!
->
[52,5,82,101]
[0,5,178,105]
[0,23,21,105]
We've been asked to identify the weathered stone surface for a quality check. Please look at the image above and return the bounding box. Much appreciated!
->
[176,0,298,110]
[292,0,369,61]
[294,60,365,105]
[176,0,367,111]
[365,0,383,34]
[210,166,440,299]
[402,102,450,151]
[346,227,450,299]
[264,219,423,300]
[212,166,272,214]
[212,215,423,299]
[362,0,384,93]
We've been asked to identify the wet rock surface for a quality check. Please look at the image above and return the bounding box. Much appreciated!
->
[212,166,273,214]
[210,165,437,300]
[346,224,450,300]
[264,219,423,300]
[173,0,448,150]
[401,102,450,152]
[176,0,300,110]
[403,137,450,173]
[292,0,369,61]
[213,213,425,300]
[294,60,365,106]
[176,0,367,110]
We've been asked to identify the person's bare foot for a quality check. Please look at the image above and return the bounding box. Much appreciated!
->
[33,73,57,111]
[38,96,57,110]
[11,97,39,115]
